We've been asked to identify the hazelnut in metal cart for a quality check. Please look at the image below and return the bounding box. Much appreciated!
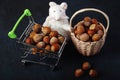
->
[8,9,67,70]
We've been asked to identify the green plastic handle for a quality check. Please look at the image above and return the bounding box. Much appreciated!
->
[8,9,32,39]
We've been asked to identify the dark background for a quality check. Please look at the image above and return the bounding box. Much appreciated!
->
[0,0,120,80]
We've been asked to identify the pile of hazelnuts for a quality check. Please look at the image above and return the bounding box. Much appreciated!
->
[75,61,98,78]
[25,24,65,54]
[74,16,104,42]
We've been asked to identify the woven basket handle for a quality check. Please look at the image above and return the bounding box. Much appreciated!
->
[70,8,110,33]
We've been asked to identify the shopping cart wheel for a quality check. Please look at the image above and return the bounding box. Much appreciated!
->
[21,59,27,65]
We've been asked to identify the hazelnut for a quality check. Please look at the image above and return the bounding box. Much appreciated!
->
[49,31,59,37]
[89,24,97,30]
[97,24,103,30]
[33,34,43,43]
[39,50,45,54]
[31,48,38,54]
[80,33,89,42]
[97,30,104,36]
[89,69,98,77]
[82,61,91,70]
[29,31,36,39]
[36,41,45,48]
[75,69,84,77]
[92,34,101,41]
[84,16,91,22]
[87,30,95,37]
[89,24,100,32]
[83,21,91,27]
[43,36,50,44]
[25,37,35,45]
[42,27,51,35]
[76,25,85,34]
[51,43,60,52]
[58,36,65,44]
[91,18,98,24]
[45,45,51,51]
[32,24,41,33]
[50,37,59,45]
[74,29,79,35]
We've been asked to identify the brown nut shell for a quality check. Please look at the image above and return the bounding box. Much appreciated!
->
[80,33,89,42]
[76,25,85,35]
[58,36,65,44]
[49,31,59,37]
[89,69,98,77]
[33,34,43,43]
[43,36,50,44]
[32,24,41,33]
[31,48,38,54]
[42,27,51,35]
[29,31,36,39]
[75,69,84,77]
[92,34,101,41]
[50,37,59,45]
[97,30,104,36]
[51,43,60,52]
[25,37,35,45]
[82,61,91,70]
[91,18,98,24]
[84,16,91,22]
[87,30,95,37]
[36,41,45,48]
[45,45,51,51]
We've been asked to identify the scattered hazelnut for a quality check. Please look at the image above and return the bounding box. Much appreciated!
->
[36,41,45,48]
[89,69,98,77]
[80,33,89,42]
[33,34,43,43]
[50,37,59,45]
[92,34,101,41]
[75,69,84,77]
[32,24,41,33]
[49,31,59,37]
[51,43,60,52]
[43,36,50,44]
[82,61,91,70]
[42,27,51,35]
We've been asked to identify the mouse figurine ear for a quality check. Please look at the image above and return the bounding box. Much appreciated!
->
[49,2,57,7]
[60,2,67,10]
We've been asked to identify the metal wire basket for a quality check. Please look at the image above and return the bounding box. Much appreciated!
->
[8,9,67,70]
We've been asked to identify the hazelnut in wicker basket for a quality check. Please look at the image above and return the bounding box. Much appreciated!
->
[70,8,110,56]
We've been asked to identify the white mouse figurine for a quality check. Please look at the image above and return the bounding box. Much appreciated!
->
[43,1,71,40]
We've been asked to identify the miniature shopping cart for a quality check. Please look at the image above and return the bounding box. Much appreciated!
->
[8,9,67,70]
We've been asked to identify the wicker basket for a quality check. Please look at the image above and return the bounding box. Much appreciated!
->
[70,8,110,56]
